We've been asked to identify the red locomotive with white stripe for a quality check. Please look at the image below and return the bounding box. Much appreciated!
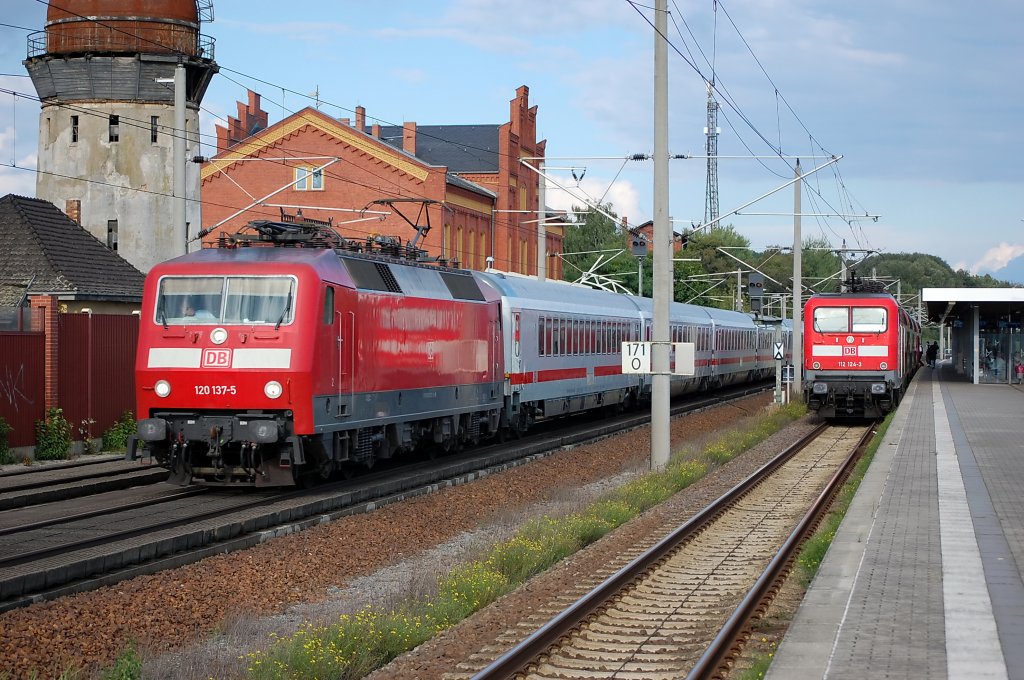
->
[132,220,785,487]
[133,221,505,486]
[803,279,921,419]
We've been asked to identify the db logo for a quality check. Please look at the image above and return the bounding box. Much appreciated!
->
[202,348,232,368]
[843,346,857,356]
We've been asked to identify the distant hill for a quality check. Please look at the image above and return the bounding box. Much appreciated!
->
[857,252,1022,293]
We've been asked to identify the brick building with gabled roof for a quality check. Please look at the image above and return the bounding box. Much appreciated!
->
[200,86,561,277]
[0,194,144,312]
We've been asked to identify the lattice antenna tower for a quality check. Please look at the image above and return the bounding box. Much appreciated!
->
[704,80,720,227]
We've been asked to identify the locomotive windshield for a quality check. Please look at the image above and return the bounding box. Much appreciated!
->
[156,276,296,326]
[812,306,887,333]
[852,307,887,333]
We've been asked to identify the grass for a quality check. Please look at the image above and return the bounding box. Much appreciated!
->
[733,638,779,680]
[244,400,808,680]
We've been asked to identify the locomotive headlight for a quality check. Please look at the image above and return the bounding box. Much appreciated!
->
[812,382,828,395]
[210,327,228,345]
[812,361,821,370]
[870,383,887,394]
[879,361,888,370]
[264,380,283,399]
[154,380,172,398]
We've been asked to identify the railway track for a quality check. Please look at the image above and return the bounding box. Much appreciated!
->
[0,456,166,510]
[0,384,768,615]
[470,421,874,680]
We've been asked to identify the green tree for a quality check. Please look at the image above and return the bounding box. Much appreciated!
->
[556,201,1020,310]
[560,204,641,294]
[674,225,752,309]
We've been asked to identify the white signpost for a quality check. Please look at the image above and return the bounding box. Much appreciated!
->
[622,342,695,376]
[622,342,651,374]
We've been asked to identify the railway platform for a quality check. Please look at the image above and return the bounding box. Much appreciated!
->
[767,361,1024,679]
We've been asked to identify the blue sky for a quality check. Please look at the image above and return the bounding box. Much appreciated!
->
[2,0,1022,282]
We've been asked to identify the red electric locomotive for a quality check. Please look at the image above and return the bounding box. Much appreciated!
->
[803,277,921,419]
[132,221,505,486]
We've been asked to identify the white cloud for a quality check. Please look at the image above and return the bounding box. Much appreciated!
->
[0,163,37,198]
[544,175,642,227]
[0,122,36,197]
[972,243,1024,274]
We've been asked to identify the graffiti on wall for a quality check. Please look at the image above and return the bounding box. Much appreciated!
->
[0,364,34,412]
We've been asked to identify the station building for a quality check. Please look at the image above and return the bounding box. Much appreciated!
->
[200,86,562,277]
[924,287,1024,384]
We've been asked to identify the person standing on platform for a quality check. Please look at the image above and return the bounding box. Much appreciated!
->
[926,342,939,368]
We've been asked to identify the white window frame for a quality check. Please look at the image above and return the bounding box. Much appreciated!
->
[294,166,324,191]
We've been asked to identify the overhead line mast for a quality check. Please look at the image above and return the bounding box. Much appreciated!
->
[704,81,720,227]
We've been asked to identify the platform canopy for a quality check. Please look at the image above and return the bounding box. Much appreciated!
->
[923,288,1024,326]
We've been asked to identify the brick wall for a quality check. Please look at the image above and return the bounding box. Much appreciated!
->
[201,87,562,277]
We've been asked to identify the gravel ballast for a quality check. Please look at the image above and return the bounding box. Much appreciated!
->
[0,393,808,679]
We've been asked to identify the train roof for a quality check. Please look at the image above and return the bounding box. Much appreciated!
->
[474,270,645,316]
[153,246,341,272]
[153,247,497,303]
[475,270,759,328]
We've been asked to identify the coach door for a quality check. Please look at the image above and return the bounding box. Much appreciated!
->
[510,310,523,392]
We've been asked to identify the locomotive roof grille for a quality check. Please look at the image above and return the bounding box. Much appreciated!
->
[376,262,402,293]
[345,258,403,293]
[440,272,485,301]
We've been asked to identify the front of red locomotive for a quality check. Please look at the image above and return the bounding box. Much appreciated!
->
[134,248,333,486]
[803,293,913,419]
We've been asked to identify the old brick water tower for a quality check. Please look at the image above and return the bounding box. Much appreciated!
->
[24,1,218,272]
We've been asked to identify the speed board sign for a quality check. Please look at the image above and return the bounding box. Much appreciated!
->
[621,342,651,374]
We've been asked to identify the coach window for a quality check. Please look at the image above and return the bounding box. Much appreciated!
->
[852,307,887,333]
[813,307,849,333]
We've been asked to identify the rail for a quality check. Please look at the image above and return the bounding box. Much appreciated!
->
[472,420,833,679]
[687,421,877,679]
